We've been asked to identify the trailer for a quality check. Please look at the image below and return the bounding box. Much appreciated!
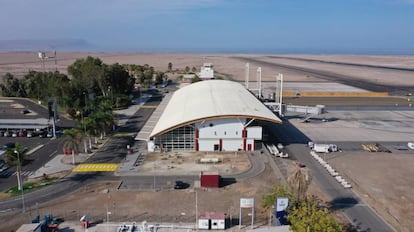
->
[200,172,221,188]
[312,144,338,153]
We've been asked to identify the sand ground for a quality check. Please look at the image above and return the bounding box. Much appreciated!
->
[1,52,414,231]
[1,52,414,88]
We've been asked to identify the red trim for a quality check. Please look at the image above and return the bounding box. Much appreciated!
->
[195,129,199,151]
[219,138,222,151]
[242,128,247,151]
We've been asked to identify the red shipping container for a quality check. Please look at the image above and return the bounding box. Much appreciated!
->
[200,172,220,188]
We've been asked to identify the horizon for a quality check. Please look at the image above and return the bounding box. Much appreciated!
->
[1,41,414,55]
[1,0,414,55]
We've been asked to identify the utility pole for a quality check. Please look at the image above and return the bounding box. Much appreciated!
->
[195,189,198,230]
[14,151,25,213]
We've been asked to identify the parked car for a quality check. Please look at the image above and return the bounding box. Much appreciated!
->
[0,159,6,172]
[39,131,48,138]
[3,131,11,137]
[0,131,4,137]
[2,142,15,149]
[174,181,187,189]
[18,131,27,137]
[27,131,33,138]
[11,131,18,137]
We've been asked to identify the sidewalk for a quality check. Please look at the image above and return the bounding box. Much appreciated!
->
[19,221,290,232]
[28,95,151,180]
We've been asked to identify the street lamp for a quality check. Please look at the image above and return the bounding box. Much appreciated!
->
[13,150,25,213]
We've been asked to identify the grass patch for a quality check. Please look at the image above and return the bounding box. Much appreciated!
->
[5,177,59,197]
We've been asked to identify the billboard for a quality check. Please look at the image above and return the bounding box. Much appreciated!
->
[240,198,254,208]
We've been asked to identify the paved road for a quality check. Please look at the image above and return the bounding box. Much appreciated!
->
[266,55,414,72]
[267,120,394,232]
[0,98,76,191]
[233,56,414,96]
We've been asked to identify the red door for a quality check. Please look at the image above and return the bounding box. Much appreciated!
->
[247,144,252,151]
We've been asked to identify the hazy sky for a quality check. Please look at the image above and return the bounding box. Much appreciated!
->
[1,0,414,53]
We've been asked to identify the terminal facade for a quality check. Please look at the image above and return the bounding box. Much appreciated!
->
[144,80,281,152]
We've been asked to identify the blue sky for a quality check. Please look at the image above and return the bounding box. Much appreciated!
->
[1,0,414,53]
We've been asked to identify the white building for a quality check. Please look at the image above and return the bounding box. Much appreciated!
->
[144,80,281,152]
[199,63,214,79]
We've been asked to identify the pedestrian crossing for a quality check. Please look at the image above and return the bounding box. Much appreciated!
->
[0,170,34,177]
[140,105,157,109]
[72,163,120,172]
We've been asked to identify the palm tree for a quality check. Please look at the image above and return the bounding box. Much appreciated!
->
[4,143,27,191]
[287,165,312,201]
[63,128,83,165]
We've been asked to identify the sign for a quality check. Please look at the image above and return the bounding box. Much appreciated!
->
[276,197,289,212]
[240,198,254,208]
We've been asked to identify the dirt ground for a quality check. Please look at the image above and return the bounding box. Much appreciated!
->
[0,157,286,231]
[2,52,414,231]
[328,152,414,232]
[1,52,414,87]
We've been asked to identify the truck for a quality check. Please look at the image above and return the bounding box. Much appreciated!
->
[312,144,338,153]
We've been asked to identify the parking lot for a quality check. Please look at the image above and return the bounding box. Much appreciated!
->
[0,98,75,191]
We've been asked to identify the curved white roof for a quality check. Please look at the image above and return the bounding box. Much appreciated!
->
[150,80,281,137]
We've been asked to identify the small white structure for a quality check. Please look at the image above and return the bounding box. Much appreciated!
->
[198,212,226,230]
[199,63,214,79]
[182,74,196,83]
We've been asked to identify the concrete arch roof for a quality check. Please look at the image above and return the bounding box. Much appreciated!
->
[150,80,281,137]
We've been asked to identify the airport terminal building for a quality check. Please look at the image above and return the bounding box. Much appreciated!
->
[139,80,281,152]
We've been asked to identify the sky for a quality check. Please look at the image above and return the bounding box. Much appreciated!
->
[1,0,414,54]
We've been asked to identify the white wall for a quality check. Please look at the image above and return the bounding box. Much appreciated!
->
[199,64,214,79]
[198,139,219,151]
[247,126,262,139]
[148,140,155,152]
[222,139,243,151]
[197,118,244,139]
[196,119,261,151]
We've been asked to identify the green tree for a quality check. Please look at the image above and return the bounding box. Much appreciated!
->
[191,66,197,73]
[168,62,173,71]
[185,66,190,73]
[288,196,344,232]
[68,56,106,96]
[63,128,83,164]
[155,72,165,85]
[4,143,28,190]
[105,63,134,96]
[191,76,202,83]
[261,184,295,209]
[1,73,24,97]
[4,143,27,169]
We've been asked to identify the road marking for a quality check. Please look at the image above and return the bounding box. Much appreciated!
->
[141,105,157,108]
[113,132,135,137]
[72,163,120,172]
[49,150,57,157]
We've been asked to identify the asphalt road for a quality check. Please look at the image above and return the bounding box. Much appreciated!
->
[266,120,394,232]
[233,56,414,96]
[0,88,396,231]
[0,91,162,212]
[266,55,414,72]
[0,98,74,191]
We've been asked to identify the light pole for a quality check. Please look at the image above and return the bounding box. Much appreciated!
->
[153,163,156,191]
[108,86,114,106]
[14,150,25,213]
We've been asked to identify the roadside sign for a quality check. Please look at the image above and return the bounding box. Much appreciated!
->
[240,198,254,208]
